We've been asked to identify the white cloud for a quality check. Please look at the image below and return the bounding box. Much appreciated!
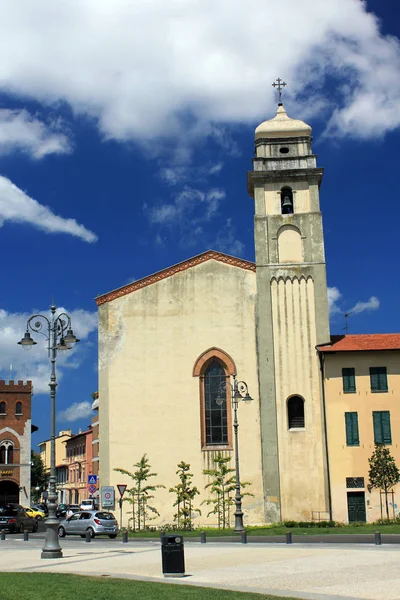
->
[149,187,225,226]
[0,1,398,142]
[0,109,71,158]
[0,306,97,393]
[328,287,342,315]
[0,175,97,242]
[348,296,380,315]
[328,287,380,318]
[58,401,92,423]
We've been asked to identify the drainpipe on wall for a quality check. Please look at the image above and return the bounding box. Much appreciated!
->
[316,344,333,522]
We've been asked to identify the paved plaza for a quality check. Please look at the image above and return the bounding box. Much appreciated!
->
[0,538,399,600]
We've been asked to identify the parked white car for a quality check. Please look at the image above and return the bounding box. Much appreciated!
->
[80,499,98,511]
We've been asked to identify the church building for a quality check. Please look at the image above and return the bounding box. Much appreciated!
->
[96,102,400,525]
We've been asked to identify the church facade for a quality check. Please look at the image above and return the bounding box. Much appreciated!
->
[96,104,400,526]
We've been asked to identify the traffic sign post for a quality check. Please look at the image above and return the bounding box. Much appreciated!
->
[101,486,115,509]
[117,484,127,529]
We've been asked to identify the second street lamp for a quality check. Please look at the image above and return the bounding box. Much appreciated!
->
[217,375,253,533]
[18,304,79,559]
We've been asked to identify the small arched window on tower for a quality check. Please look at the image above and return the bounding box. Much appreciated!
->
[15,402,22,415]
[281,187,294,214]
[0,402,6,415]
[287,395,305,429]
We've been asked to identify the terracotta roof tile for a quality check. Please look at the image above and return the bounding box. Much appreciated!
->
[318,334,400,353]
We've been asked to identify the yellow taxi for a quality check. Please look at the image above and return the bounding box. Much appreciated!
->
[24,506,46,520]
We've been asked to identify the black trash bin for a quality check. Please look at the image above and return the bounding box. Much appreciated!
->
[161,534,185,577]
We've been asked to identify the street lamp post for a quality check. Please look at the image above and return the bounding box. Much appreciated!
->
[218,375,253,533]
[18,304,79,559]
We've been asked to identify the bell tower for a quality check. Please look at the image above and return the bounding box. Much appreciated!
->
[248,88,330,522]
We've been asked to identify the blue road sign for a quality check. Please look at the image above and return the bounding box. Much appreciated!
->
[88,474,97,485]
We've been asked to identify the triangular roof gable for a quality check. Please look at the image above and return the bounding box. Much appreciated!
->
[95,250,255,306]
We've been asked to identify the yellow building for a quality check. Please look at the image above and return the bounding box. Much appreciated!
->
[318,335,400,523]
[38,430,71,503]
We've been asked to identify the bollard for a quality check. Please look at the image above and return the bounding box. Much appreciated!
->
[374,531,382,546]
[85,530,92,543]
[122,531,128,544]
[23,531,29,542]
[0,531,5,541]
[200,531,206,544]
[240,530,247,544]
[286,531,292,544]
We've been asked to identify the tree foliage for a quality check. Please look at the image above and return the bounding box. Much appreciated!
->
[114,454,164,531]
[202,453,253,529]
[169,461,201,530]
[30,451,47,502]
[368,443,400,519]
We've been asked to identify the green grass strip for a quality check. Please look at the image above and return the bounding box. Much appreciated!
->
[0,573,295,600]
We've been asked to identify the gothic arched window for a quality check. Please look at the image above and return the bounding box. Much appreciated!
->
[0,441,14,464]
[15,402,22,415]
[204,361,228,445]
[281,186,294,214]
[0,402,6,414]
[193,347,236,449]
[288,396,305,429]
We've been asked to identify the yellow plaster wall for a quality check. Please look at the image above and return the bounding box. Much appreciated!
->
[324,351,400,522]
[99,260,265,527]
[271,276,329,520]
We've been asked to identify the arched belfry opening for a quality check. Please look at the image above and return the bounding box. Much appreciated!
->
[281,187,294,214]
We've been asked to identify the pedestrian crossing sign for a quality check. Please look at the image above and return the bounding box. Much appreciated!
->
[88,474,97,485]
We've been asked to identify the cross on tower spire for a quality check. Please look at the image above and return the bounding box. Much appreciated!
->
[272,77,287,104]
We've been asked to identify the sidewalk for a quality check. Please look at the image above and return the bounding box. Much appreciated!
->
[1,538,399,600]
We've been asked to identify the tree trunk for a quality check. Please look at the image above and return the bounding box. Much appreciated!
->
[385,488,390,520]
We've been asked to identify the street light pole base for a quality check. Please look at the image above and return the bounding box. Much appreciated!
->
[41,548,63,559]
[233,508,245,533]
[41,519,63,560]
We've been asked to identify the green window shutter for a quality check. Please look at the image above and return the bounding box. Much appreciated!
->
[342,368,356,393]
[381,411,392,444]
[373,411,383,444]
[345,412,359,446]
[370,367,388,392]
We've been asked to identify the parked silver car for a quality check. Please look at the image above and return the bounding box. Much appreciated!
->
[58,510,118,539]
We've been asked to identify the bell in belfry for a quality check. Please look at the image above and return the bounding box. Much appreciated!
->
[281,194,293,214]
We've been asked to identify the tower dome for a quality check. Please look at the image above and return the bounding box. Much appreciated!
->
[255,104,311,139]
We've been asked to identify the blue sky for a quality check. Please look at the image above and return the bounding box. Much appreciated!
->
[0,0,399,446]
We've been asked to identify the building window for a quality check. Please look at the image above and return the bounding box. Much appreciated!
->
[342,368,356,393]
[346,477,365,488]
[0,402,6,415]
[193,347,236,449]
[204,361,228,445]
[287,396,305,429]
[15,402,22,415]
[370,367,388,392]
[345,412,359,446]
[0,441,14,464]
[373,411,391,444]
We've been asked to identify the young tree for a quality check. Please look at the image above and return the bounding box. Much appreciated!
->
[202,453,253,529]
[368,443,400,519]
[114,454,164,531]
[169,461,201,530]
[30,451,47,502]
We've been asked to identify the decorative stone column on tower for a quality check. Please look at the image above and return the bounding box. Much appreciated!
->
[248,100,331,522]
